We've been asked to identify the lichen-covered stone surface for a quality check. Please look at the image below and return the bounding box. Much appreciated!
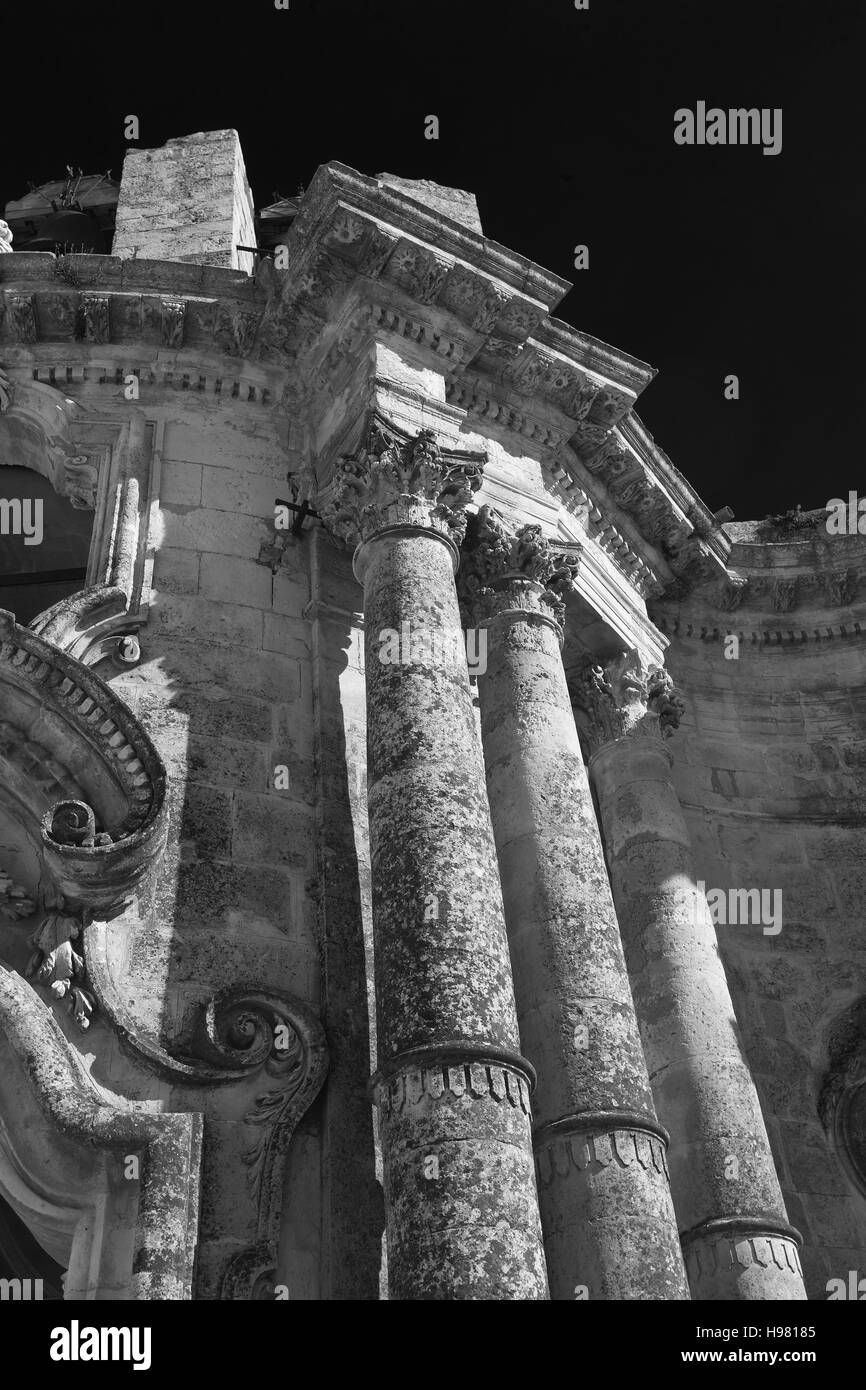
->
[477,581,687,1299]
[360,531,548,1298]
[2,131,864,1302]
[590,709,807,1299]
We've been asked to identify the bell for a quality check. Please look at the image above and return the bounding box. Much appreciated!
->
[21,209,106,255]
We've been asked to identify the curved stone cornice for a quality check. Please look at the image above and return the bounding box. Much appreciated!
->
[1,251,264,359]
[0,608,167,914]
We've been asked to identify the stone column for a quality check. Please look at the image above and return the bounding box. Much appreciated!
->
[461,510,689,1301]
[574,654,807,1300]
[319,422,549,1300]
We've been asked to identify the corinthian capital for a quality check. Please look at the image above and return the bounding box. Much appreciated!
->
[569,649,684,757]
[316,415,485,548]
[458,505,580,624]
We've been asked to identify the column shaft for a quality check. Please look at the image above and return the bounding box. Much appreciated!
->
[478,590,688,1300]
[587,667,807,1300]
[361,529,548,1299]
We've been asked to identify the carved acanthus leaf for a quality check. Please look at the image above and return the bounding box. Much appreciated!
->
[570,650,684,756]
[318,419,485,547]
[458,505,580,624]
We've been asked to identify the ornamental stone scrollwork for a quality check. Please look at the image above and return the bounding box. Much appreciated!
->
[25,896,96,1031]
[45,799,114,849]
[0,366,12,413]
[570,649,684,757]
[317,414,486,548]
[43,444,99,511]
[0,220,13,253]
[180,986,329,1302]
[0,612,169,1003]
[458,505,580,626]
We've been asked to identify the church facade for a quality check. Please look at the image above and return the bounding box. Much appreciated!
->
[0,129,863,1300]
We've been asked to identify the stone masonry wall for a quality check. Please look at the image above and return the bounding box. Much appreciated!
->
[105,391,331,1296]
[662,618,866,1297]
[113,131,256,274]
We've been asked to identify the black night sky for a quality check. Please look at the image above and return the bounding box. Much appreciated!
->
[3,0,863,521]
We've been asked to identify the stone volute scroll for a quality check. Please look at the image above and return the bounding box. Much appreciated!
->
[462,511,690,1300]
[0,608,169,1032]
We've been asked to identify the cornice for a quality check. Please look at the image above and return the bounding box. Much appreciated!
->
[293,162,571,308]
[653,526,866,622]
[655,612,864,647]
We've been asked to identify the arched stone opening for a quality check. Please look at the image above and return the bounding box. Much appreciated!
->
[0,374,99,627]
[820,996,866,1198]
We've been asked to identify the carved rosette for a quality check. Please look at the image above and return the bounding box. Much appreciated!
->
[316,417,485,549]
[570,650,684,758]
[458,505,580,628]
